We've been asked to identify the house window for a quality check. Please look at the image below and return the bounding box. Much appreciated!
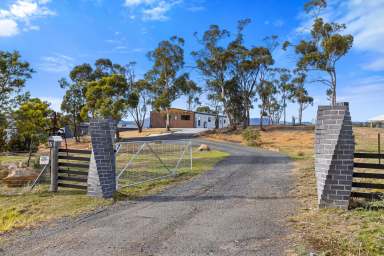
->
[198,120,201,126]
[208,117,211,122]
[181,115,190,120]
[224,119,226,124]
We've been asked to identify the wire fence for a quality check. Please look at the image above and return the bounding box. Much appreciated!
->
[115,140,192,189]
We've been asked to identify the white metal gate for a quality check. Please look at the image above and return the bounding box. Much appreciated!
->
[115,140,192,189]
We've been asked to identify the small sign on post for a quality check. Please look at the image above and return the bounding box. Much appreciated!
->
[39,156,50,165]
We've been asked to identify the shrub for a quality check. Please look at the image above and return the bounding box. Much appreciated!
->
[242,127,261,146]
[0,128,7,152]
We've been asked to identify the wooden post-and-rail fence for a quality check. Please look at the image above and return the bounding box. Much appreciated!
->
[352,133,384,200]
[49,136,91,192]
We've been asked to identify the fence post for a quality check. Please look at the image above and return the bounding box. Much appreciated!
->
[87,119,116,198]
[49,136,62,192]
[315,102,355,209]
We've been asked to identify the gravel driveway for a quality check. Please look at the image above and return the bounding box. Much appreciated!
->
[1,139,296,256]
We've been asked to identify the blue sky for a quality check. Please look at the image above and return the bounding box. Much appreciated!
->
[0,0,383,122]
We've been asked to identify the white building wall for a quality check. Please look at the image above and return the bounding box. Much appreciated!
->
[194,113,230,129]
[218,116,230,128]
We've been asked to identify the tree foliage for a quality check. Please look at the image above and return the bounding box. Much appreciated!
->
[285,0,353,105]
[82,74,129,121]
[126,79,152,133]
[0,51,34,113]
[146,36,198,130]
[292,72,314,125]
[13,98,52,165]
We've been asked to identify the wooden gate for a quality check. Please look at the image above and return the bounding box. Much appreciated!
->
[352,152,384,199]
[57,148,91,190]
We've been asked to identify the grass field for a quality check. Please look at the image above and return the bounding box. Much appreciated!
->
[0,148,229,235]
[203,126,384,255]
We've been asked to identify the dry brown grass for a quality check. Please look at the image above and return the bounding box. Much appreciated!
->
[203,126,384,255]
[119,128,172,139]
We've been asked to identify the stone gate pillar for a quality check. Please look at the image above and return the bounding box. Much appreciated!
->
[87,119,116,198]
[315,102,355,209]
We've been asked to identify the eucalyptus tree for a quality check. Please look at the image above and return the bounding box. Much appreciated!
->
[292,73,313,125]
[192,25,238,128]
[186,83,202,111]
[284,0,353,106]
[274,68,295,125]
[257,78,277,129]
[60,63,94,141]
[82,74,130,139]
[228,19,274,127]
[60,82,84,142]
[146,36,193,131]
[61,59,130,138]
[126,79,152,133]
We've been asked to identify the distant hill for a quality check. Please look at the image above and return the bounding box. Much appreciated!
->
[249,118,313,126]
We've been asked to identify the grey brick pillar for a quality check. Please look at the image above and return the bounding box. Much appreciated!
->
[315,102,355,209]
[87,119,116,198]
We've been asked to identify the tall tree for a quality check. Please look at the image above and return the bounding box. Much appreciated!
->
[126,79,152,133]
[0,51,33,113]
[284,0,353,106]
[59,63,94,141]
[275,68,295,125]
[257,78,278,129]
[228,20,274,127]
[13,98,52,166]
[61,59,130,139]
[82,74,130,139]
[60,80,84,142]
[94,58,126,79]
[146,36,192,131]
[186,83,202,111]
[192,25,239,128]
[292,73,313,125]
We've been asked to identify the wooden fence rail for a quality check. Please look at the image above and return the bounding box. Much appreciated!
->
[351,152,384,200]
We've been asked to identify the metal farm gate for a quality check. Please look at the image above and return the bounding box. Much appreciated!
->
[115,140,192,189]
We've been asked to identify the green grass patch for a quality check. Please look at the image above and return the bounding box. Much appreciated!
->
[0,185,111,234]
[117,150,229,198]
[0,149,229,235]
[0,154,29,165]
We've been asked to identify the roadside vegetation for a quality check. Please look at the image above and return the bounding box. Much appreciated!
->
[204,126,384,255]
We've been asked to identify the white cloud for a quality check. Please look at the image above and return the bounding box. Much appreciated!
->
[364,58,384,71]
[123,0,182,21]
[124,0,155,7]
[142,1,171,21]
[38,54,74,73]
[40,96,62,112]
[0,19,19,36]
[0,0,55,37]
